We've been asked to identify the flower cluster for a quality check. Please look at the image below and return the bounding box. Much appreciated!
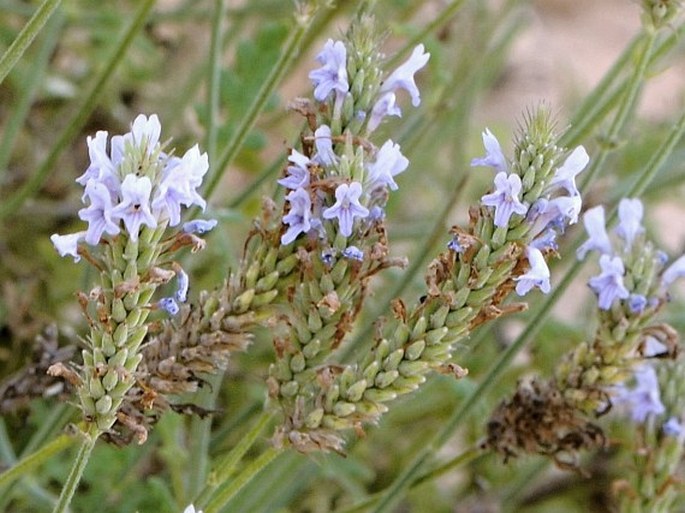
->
[486,198,685,471]
[578,197,685,313]
[268,105,596,453]
[279,35,428,250]
[52,115,212,254]
[264,25,430,452]
[48,115,215,435]
[614,357,685,513]
[471,124,589,297]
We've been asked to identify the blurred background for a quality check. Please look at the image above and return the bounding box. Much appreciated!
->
[1,1,685,511]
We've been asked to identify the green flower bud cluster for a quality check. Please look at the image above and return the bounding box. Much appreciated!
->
[104,202,301,445]
[273,108,584,453]
[556,241,672,416]
[617,358,685,513]
[336,14,385,136]
[267,193,401,454]
[77,223,169,433]
[641,0,683,29]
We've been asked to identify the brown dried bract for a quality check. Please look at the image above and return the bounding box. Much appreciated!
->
[484,377,606,474]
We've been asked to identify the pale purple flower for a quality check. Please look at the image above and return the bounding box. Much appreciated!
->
[548,146,589,197]
[312,125,337,166]
[183,219,217,234]
[662,255,685,287]
[576,205,612,260]
[183,505,202,513]
[368,205,385,222]
[380,44,430,107]
[175,267,189,303]
[343,246,364,261]
[529,196,582,237]
[367,92,401,132]
[530,228,558,252]
[628,293,647,314]
[642,335,668,357]
[50,231,86,262]
[111,175,157,242]
[158,297,179,316]
[127,113,161,153]
[481,172,528,227]
[78,180,121,245]
[515,246,551,296]
[612,364,665,423]
[281,187,312,245]
[321,248,336,267]
[615,198,644,249]
[588,254,630,309]
[152,145,209,226]
[76,130,121,193]
[322,182,369,237]
[309,39,349,102]
[663,417,683,437]
[447,236,464,253]
[365,140,409,191]
[278,149,311,190]
[470,128,507,173]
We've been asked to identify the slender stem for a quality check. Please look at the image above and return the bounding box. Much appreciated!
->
[560,34,642,148]
[386,0,467,68]
[0,0,61,86]
[205,0,227,167]
[187,373,224,499]
[578,30,657,191]
[0,7,63,177]
[412,445,482,487]
[204,446,281,513]
[203,7,317,201]
[194,410,275,508]
[0,0,156,220]
[623,111,685,199]
[0,434,74,490]
[337,446,482,513]
[52,429,99,513]
[0,405,75,511]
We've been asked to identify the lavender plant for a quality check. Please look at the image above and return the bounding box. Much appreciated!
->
[252,15,594,457]
[48,114,215,511]
[1,2,685,513]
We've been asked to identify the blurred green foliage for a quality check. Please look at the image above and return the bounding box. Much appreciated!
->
[1,0,685,512]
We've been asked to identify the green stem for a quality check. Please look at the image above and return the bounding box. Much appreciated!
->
[203,6,316,201]
[0,7,63,178]
[0,0,61,86]
[0,0,156,221]
[194,410,275,508]
[205,0,227,167]
[560,34,642,148]
[204,446,282,513]
[187,373,225,499]
[337,446,482,513]
[0,404,75,511]
[0,434,74,490]
[386,0,467,68]
[52,429,99,513]
[622,111,685,200]
[578,30,657,191]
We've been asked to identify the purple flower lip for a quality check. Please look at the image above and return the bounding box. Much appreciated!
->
[322,182,369,237]
[481,172,528,228]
